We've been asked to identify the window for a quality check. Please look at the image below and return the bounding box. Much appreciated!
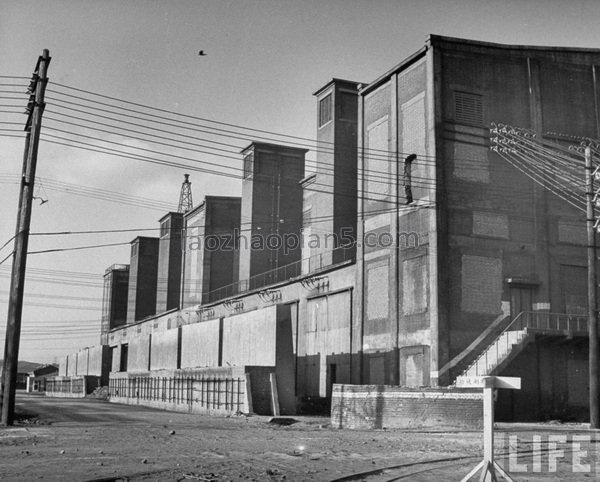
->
[243,153,254,179]
[160,218,170,238]
[454,91,483,126]
[130,242,138,258]
[318,93,332,127]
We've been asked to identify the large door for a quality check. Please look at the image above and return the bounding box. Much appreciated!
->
[509,286,534,320]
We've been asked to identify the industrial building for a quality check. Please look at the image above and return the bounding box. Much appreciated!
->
[52,35,597,424]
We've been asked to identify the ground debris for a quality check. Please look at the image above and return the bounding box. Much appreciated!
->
[268,417,298,426]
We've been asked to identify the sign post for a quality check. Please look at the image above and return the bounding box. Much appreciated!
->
[456,376,521,481]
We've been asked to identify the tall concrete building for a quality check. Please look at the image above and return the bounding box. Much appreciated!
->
[238,142,306,290]
[67,35,598,423]
[126,236,159,323]
[355,35,594,420]
[156,212,184,314]
[100,264,129,345]
[302,79,360,273]
[181,196,241,306]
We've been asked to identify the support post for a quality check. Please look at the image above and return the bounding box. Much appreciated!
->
[1,49,50,426]
[586,146,599,429]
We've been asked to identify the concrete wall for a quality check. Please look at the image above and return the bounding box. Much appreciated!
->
[110,262,356,408]
[128,334,150,372]
[150,328,180,370]
[180,318,220,368]
[222,306,277,366]
[331,384,483,429]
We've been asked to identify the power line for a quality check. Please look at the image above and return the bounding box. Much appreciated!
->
[27,241,131,255]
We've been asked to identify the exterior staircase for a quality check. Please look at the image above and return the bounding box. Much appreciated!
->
[459,329,529,379]
[454,311,587,385]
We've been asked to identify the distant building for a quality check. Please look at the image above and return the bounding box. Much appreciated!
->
[26,364,58,392]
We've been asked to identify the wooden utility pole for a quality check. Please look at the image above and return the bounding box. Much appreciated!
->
[0,49,50,426]
[586,146,599,429]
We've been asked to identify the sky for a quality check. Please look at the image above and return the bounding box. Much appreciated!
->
[2,0,600,364]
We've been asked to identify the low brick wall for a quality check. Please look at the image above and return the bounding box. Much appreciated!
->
[45,376,101,398]
[331,384,483,430]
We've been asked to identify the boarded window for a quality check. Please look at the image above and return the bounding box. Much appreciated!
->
[401,93,425,157]
[400,345,430,387]
[307,297,327,332]
[455,91,483,126]
[403,256,428,315]
[318,94,332,127]
[558,220,586,245]
[461,255,502,314]
[365,116,391,201]
[473,212,509,239]
[560,265,587,315]
[453,142,489,183]
[366,259,389,321]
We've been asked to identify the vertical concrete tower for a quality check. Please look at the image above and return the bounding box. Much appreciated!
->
[156,212,184,313]
[100,264,129,345]
[126,236,159,323]
[238,142,306,290]
[302,79,360,273]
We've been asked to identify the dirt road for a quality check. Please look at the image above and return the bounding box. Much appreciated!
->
[0,392,595,481]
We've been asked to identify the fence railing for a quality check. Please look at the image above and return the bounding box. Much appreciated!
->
[46,377,84,394]
[205,245,355,303]
[109,375,247,413]
[506,311,588,333]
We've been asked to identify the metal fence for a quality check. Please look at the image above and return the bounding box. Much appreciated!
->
[46,377,84,394]
[206,245,355,302]
[109,375,247,413]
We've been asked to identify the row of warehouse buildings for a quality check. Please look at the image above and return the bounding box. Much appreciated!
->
[54,35,596,426]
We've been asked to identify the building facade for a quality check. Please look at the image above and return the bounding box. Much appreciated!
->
[85,35,599,421]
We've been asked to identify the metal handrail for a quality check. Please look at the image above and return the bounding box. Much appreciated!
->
[463,311,588,377]
[205,245,356,303]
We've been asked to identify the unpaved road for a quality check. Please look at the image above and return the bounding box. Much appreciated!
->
[0,392,596,481]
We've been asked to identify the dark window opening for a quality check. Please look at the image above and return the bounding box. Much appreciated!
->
[319,94,332,127]
[119,344,128,372]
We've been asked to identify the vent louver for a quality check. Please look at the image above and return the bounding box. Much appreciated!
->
[455,91,483,126]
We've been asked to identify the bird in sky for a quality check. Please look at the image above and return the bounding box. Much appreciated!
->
[198,50,207,56]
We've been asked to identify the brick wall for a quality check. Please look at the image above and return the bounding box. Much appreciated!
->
[331,384,483,429]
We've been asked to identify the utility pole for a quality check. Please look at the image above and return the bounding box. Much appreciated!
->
[586,146,599,429]
[1,49,50,426]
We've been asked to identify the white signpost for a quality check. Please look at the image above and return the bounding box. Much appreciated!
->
[456,376,522,482]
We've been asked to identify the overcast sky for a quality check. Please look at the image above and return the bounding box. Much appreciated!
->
[2,0,600,364]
